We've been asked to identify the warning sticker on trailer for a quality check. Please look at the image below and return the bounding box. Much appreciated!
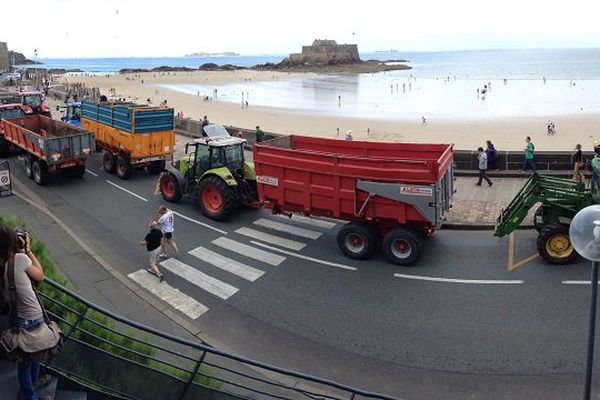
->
[257,175,279,187]
[399,186,433,196]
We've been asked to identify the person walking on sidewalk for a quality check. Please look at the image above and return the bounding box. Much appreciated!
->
[476,147,493,187]
[255,126,265,143]
[485,140,498,171]
[572,143,584,183]
[520,136,536,172]
[156,205,179,259]
[139,221,164,281]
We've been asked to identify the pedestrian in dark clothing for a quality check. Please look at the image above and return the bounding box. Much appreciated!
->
[573,143,584,183]
[485,140,498,171]
[139,221,164,281]
[520,136,536,172]
[255,126,265,143]
[476,147,493,187]
[200,116,209,136]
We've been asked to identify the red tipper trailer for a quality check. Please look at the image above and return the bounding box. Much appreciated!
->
[253,135,454,266]
[0,115,96,185]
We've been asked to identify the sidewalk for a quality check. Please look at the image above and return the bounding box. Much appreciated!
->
[446,175,531,228]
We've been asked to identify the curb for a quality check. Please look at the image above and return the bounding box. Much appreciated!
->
[442,223,535,231]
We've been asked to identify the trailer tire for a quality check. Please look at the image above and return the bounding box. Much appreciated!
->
[148,160,166,175]
[382,227,422,266]
[115,156,133,180]
[69,165,86,179]
[159,172,182,203]
[102,151,115,174]
[198,176,235,221]
[23,157,33,179]
[537,223,577,264]
[32,160,48,186]
[337,222,379,260]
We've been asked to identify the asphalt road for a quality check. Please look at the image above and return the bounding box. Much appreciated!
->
[4,151,600,399]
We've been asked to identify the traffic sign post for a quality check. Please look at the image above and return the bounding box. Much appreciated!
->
[0,160,12,197]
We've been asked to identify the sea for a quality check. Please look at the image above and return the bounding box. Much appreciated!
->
[22,48,600,120]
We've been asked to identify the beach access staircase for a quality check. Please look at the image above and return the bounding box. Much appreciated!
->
[0,278,398,400]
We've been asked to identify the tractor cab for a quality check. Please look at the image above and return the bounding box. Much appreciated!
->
[58,102,82,128]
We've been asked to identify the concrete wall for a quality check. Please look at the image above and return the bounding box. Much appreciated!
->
[0,42,9,72]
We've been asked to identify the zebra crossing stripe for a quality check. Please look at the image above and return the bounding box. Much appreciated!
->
[160,258,239,300]
[128,270,209,319]
[253,218,322,239]
[235,227,306,251]
[250,241,357,271]
[272,214,337,229]
[212,236,286,266]
[189,246,265,282]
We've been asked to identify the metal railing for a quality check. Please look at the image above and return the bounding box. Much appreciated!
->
[39,278,400,400]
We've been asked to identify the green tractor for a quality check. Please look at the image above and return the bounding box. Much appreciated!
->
[159,125,257,221]
[494,157,600,264]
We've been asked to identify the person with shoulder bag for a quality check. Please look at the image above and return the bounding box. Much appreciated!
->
[0,226,62,400]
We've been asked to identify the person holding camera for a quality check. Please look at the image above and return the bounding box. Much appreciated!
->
[0,227,46,400]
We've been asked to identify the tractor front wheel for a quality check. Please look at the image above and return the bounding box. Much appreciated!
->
[537,223,577,264]
[198,176,235,221]
[159,172,182,203]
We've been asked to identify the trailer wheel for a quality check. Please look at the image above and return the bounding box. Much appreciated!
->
[159,172,182,203]
[32,160,48,186]
[198,175,235,221]
[102,151,115,173]
[23,157,33,179]
[148,160,166,175]
[537,223,576,264]
[115,156,133,180]
[337,222,379,260]
[69,165,86,179]
[382,227,422,266]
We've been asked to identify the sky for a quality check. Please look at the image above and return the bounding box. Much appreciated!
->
[2,0,600,58]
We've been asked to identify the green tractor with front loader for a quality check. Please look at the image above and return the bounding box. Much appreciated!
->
[494,155,600,264]
[158,125,257,220]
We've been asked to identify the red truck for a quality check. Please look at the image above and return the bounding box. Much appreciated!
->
[253,135,454,266]
[0,115,96,185]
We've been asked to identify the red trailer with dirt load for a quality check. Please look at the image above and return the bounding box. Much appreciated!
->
[0,115,96,185]
[253,135,454,266]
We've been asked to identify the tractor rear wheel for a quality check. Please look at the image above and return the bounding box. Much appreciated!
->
[32,160,49,186]
[537,223,577,264]
[382,227,423,266]
[115,156,133,180]
[159,172,182,203]
[198,175,235,221]
[337,222,379,260]
[102,151,116,174]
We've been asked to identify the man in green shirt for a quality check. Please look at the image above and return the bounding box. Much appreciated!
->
[255,126,265,143]
[520,136,536,172]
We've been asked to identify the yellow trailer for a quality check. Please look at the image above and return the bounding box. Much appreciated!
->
[81,101,175,179]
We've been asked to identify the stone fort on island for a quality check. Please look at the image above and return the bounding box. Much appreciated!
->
[287,39,360,65]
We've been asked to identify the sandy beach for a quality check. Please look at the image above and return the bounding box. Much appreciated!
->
[59,70,600,151]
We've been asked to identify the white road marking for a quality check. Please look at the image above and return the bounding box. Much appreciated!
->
[189,246,264,281]
[253,218,322,239]
[272,214,337,229]
[236,227,306,251]
[160,258,238,299]
[106,180,148,202]
[172,211,227,235]
[213,237,286,266]
[393,273,524,285]
[85,169,98,177]
[250,241,357,271]
[562,281,600,285]
[128,270,208,319]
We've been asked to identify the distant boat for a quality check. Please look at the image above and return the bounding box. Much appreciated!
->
[375,49,399,53]
[185,51,240,57]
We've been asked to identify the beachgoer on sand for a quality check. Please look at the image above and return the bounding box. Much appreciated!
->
[345,130,353,141]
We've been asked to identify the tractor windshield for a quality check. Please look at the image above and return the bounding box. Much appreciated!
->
[23,95,41,108]
[0,108,24,120]
[224,144,244,170]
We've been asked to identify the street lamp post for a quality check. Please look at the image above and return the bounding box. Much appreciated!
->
[569,205,600,400]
